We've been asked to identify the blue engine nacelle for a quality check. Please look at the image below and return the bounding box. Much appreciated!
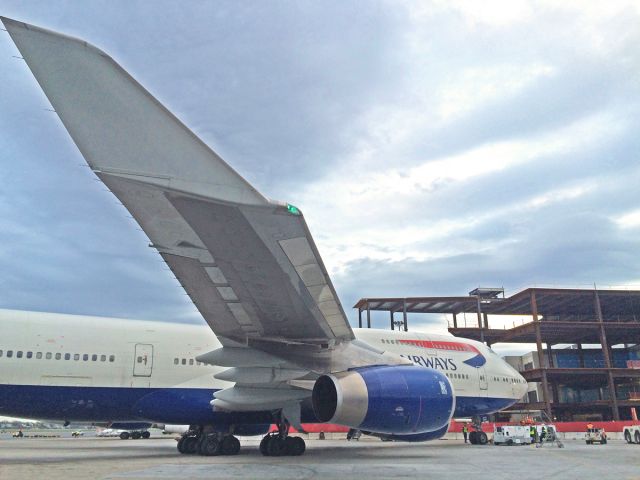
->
[312,365,455,435]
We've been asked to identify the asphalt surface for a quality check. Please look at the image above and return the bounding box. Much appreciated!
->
[0,436,638,479]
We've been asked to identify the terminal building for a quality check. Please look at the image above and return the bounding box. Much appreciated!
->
[354,287,640,421]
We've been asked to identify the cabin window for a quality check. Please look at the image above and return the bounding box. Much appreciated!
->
[17,351,23,358]
[0,350,2,357]
[181,358,186,365]
[137,356,143,363]
[46,352,52,359]
[109,355,115,362]
[83,354,89,361]
[26,351,33,359]
[189,359,194,365]
[174,358,179,365]
[74,354,80,361]
[91,354,97,361]
[65,353,71,360]
[55,353,61,360]
[100,355,106,362]
[36,352,42,359]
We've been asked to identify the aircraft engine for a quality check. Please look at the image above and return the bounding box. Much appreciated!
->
[312,365,454,435]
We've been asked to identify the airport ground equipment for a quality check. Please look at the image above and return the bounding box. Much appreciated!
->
[623,425,640,444]
[493,425,532,445]
[585,428,607,445]
[535,424,563,448]
[118,430,151,440]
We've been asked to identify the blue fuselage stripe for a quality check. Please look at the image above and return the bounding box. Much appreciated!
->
[0,384,515,424]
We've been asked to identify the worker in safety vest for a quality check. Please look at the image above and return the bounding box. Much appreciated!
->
[462,423,469,443]
[540,425,547,443]
[529,425,537,443]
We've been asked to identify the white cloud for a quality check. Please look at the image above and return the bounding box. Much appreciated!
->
[615,209,640,229]
[437,64,556,122]
[300,110,626,275]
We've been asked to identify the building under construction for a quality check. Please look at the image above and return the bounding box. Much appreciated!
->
[354,287,640,421]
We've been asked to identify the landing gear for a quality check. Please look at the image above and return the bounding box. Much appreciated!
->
[259,412,306,456]
[177,434,199,454]
[176,427,241,456]
[468,416,488,445]
[259,433,305,456]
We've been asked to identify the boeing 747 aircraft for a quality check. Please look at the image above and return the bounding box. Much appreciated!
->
[0,17,528,456]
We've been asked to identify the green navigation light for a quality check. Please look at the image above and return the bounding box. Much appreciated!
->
[286,204,301,215]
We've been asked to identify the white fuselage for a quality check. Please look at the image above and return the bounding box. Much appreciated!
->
[0,309,527,422]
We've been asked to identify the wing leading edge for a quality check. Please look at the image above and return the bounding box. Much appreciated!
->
[2,17,353,345]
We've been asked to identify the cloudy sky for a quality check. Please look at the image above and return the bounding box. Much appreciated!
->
[1,1,639,342]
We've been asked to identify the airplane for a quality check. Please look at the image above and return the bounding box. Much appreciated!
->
[0,17,528,456]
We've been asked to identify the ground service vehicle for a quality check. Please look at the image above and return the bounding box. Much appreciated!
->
[624,425,640,444]
[585,428,607,445]
[493,425,532,445]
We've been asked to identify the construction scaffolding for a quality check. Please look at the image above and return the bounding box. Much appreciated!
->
[354,287,640,421]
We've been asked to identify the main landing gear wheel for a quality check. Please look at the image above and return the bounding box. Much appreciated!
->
[178,436,199,454]
[220,435,241,456]
[635,431,640,444]
[198,435,221,456]
[260,434,306,456]
[119,431,130,440]
[468,431,477,444]
[477,432,488,445]
[141,430,151,439]
[178,432,241,456]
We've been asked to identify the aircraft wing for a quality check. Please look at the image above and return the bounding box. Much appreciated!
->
[2,17,354,348]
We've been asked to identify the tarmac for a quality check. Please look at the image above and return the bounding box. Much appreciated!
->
[0,435,639,480]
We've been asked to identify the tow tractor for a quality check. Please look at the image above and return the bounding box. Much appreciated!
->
[585,427,607,445]
[623,425,640,444]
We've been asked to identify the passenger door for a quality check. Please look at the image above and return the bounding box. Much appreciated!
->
[478,366,488,395]
[133,343,153,377]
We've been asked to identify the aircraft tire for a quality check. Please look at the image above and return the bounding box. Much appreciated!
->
[221,435,240,455]
[259,435,271,456]
[635,431,640,444]
[199,435,221,456]
[119,431,130,440]
[177,436,187,454]
[477,432,488,445]
[267,437,286,456]
[141,431,151,439]
[183,436,199,454]
[286,437,305,456]
[624,431,632,444]
[131,431,141,440]
[468,431,477,444]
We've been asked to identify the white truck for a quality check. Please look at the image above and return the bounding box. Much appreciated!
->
[624,425,640,444]
[493,425,532,445]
